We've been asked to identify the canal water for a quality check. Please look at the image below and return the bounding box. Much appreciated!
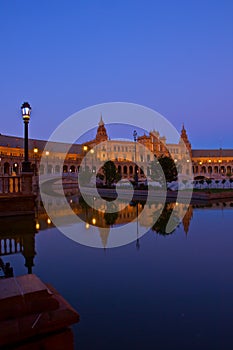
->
[1,201,233,350]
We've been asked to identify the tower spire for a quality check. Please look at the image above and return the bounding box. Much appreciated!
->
[96,114,108,142]
[180,123,191,154]
[99,114,104,126]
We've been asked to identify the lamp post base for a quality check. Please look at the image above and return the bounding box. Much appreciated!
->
[22,161,32,173]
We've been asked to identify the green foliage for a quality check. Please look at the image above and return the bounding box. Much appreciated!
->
[102,160,119,186]
[96,173,104,181]
[150,156,177,183]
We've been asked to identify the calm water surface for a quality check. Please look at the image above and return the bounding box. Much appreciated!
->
[2,203,233,350]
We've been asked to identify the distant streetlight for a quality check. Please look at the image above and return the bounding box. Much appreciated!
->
[133,130,138,187]
[83,145,88,171]
[45,151,50,174]
[21,102,32,172]
[90,148,95,172]
[33,147,39,175]
[47,218,51,225]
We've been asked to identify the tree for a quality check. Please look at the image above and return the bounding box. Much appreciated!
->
[102,160,120,187]
[150,156,177,184]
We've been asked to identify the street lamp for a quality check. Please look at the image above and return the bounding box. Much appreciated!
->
[83,145,88,171]
[90,148,95,172]
[45,151,50,174]
[133,130,138,187]
[33,147,38,175]
[21,102,32,172]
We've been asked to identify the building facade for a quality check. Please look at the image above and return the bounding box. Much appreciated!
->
[0,117,233,179]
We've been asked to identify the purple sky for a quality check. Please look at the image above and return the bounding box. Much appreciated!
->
[0,1,232,149]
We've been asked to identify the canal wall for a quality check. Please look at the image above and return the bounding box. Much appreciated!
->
[0,174,35,216]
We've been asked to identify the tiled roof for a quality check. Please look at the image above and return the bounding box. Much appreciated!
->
[192,149,233,158]
[0,134,82,154]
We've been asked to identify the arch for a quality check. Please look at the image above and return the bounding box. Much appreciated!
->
[118,165,122,174]
[220,166,225,174]
[129,165,133,175]
[63,165,68,173]
[201,166,206,174]
[13,163,19,175]
[140,166,144,175]
[47,164,53,174]
[123,165,127,175]
[227,166,231,175]
[55,165,60,173]
[70,165,76,173]
[208,166,212,174]
[4,162,10,175]
[214,166,218,174]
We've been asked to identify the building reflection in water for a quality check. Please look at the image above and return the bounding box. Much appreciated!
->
[35,193,198,249]
[0,215,37,276]
[35,193,233,248]
[1,196,230,273]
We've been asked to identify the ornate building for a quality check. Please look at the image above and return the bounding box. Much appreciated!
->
[0,117,232,179]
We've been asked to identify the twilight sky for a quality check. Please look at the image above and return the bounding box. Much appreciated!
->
[0,1,232,149]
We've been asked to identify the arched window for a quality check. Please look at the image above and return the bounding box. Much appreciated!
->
[47,165,53,174]
[208,166,212,174]
[4,162,10,175]
[55,165,60,173]
[201,166,206,174]
[63,165,68,173]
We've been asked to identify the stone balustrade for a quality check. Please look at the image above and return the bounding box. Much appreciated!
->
[0,176,21,195]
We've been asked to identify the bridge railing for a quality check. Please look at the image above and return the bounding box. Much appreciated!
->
[0,176,21,195]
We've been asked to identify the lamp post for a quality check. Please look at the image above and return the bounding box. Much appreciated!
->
[90,148,94,172]
[83,145,88,171]
[21,102,32,172]
[133,130,138,187]
[33,147,38,175]
[45,151,50,174]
